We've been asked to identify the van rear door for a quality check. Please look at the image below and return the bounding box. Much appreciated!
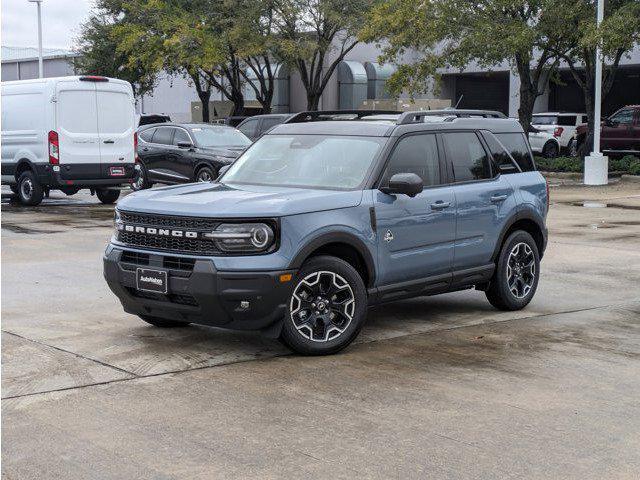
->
[95,81,135,179]
[55,79,101,179]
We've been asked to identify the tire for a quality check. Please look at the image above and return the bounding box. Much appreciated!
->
[280,255,368,355]
[542,141,559,159]
[96,188,120,204]
[485,231,540,311]
[131,164,151,191]
[16,171,44,206]
[195,166,215,183]
[567,139,577,157]
[138,315,190,328]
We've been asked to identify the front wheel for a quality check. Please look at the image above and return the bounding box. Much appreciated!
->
[96,188,121,204]
[485,231,540,311]
[280,255,368,355]
[131,164,151,191]
[195,166,216,183]
[542,141,559,159]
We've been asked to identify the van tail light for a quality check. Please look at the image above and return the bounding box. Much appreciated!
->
[134,132,140,162]
[48,130,59,165]
[553,127,564,138]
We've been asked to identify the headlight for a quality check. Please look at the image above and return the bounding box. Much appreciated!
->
[114,209,123,231]
[204,223,275,253]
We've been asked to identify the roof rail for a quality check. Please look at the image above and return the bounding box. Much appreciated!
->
[284,110,401,124]
[397,109,507,125]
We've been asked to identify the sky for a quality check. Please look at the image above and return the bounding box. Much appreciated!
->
[1,0,94,50]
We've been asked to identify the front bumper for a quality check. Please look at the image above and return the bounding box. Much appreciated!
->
[103,245,295,330]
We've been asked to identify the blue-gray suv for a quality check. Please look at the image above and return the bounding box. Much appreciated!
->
[104,110,548,355]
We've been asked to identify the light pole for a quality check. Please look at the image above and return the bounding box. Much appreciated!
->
[28,0,44,78]
[584,0,607,185]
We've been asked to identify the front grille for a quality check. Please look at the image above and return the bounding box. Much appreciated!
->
[121,250,149,266]
[119,211,218,230]
[117,211,220,255]
[163,256,196,271]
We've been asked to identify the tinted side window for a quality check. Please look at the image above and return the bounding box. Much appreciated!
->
[482,132,519,174]
[442,132,490,182]
[152,127,174,145]
[558,115,577,126]
[173,128,191,145]
[610,109,634,125]
[238,119,259,138]
[381,134,440,187]
[139,128,155,142]
[260,117,285,133]
[494,132,535,172]
[581,116,588,124]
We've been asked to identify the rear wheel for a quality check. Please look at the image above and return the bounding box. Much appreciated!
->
[138,315,190,328]
[16,171,44,206]
[280,255,368,355]
[96,188,120,204]
[195,166,215,183]
[485,231,540,311]
[131,164,151,191]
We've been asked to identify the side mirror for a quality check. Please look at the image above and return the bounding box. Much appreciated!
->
[217,164,231,180]
[604,118,616,127]
[177,141,193,149]
[380,173,423,197]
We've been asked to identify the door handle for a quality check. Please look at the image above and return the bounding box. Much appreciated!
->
[491,194,508,203]
[430,201,451,210]
[142,147,149,152]
[103,140,115,144]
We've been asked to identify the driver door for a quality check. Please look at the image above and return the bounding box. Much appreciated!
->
[374,133,456,287]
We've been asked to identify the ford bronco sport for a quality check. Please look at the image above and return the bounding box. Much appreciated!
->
[104,109,548,355]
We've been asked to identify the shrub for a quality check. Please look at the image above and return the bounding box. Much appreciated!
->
[535,154,640,175]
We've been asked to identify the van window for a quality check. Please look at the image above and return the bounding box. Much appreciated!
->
[58,89,98,134]
[152,127,174,145]
[493,133,535,171]
[442,132,490,182]
[96,91,133,134]
[381,134,440,187]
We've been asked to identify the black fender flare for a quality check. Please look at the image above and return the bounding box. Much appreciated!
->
[14,158,37,179]
[491,210,548,261]
[288,231,377,287]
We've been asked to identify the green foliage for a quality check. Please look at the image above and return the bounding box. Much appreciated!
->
[74,11,157,96]
[535,155,640,174]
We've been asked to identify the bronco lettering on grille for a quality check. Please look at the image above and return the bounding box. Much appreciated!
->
[119,224,198,238]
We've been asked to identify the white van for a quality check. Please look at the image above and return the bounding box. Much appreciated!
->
[1,76,136,205]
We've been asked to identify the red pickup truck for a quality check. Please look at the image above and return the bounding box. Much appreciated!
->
[577,105,640,156]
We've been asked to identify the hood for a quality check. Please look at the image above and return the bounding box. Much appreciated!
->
[117,182,364,218]
[198,145,246,159]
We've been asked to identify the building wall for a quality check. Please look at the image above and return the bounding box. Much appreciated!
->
[1,56,75,81]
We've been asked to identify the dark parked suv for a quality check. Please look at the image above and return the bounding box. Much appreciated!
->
[576,105,640,156]
[105,110,548,355]
[133,123,251,189]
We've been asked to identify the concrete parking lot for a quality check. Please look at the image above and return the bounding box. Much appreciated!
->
[2,179,640,479]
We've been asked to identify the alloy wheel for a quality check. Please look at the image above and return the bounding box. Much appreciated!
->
[197,170,213,182]
[290,270,355,342]
[506,242,536,298]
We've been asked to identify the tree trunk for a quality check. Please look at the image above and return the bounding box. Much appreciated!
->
[199,90,211,123]
[307,92,321,111]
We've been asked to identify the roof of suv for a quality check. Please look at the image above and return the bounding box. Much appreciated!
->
[138,122,238,132]
[271,115,524,137]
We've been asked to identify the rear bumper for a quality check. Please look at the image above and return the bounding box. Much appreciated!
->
[40,163,134,187]
[103,245,294,330]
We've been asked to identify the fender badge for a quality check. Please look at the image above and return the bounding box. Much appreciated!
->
[384,230,394,243]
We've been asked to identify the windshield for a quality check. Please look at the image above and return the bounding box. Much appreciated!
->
[220,134,386,190]
[191,126,251,147]
[531,115,558,125]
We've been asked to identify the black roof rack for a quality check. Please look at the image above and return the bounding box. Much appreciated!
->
[284,110,401,124]
[397,109,507,125]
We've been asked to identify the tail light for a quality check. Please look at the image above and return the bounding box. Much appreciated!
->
[48,130,59,165]
[134,131,140,162]
[553,127,564,138]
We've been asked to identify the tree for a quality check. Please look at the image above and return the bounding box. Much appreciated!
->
[361,0,566,133]
[546,0,640,155]
[273,0,374,110]
[74,11,157,97]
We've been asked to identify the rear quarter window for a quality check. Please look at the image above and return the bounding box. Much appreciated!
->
[493,132,535,172]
